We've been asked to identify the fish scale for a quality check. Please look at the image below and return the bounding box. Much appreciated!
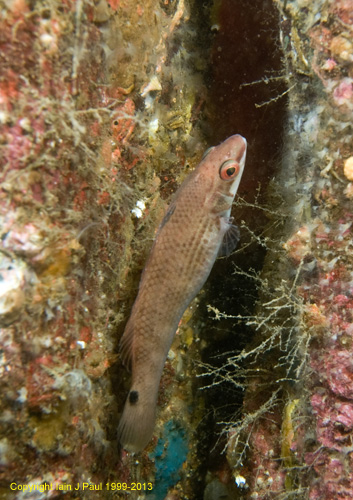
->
[118,134,247,452]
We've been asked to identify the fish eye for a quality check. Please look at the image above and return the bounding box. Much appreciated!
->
[202,146,215,160]
[219,160,240,181]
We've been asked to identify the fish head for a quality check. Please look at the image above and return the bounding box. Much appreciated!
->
[197,134,247,213]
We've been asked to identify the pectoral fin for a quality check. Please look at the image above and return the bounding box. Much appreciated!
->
[218,224,240,257]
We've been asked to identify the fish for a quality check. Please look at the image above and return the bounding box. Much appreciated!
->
[118,134,247,452]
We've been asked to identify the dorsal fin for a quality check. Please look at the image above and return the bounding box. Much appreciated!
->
[120,320,134,370]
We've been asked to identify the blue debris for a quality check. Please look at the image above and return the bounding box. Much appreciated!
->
[148,420,188,499]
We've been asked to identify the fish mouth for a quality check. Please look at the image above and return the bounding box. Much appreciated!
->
[228,138,247,196]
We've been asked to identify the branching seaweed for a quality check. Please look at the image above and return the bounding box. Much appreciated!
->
[198,222,311,476]
[223,388,282,467]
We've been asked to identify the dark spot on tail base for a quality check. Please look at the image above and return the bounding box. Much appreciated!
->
[129,390,139,404]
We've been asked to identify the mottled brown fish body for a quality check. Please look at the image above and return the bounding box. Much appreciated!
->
[118,135,247,452]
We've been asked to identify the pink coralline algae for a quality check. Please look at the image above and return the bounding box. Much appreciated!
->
[0,0,135,492]
[0,0,212,495]
[247,415,286,495]
[333,78,353,107]
[311,393,353,451]
[230,0,353,498]
[300,218,353,496]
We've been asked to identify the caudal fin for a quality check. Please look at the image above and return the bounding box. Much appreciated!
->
[118,389,156,453]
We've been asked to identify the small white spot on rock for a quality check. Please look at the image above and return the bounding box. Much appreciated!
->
[235,474,247,488]
[17,387,28,403]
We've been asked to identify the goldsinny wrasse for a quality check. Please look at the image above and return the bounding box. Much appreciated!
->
[118,134,247,452]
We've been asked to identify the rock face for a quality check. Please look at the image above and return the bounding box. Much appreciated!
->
[225,1,353,499]
[1,0,352,498]
[0,0,208,497]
